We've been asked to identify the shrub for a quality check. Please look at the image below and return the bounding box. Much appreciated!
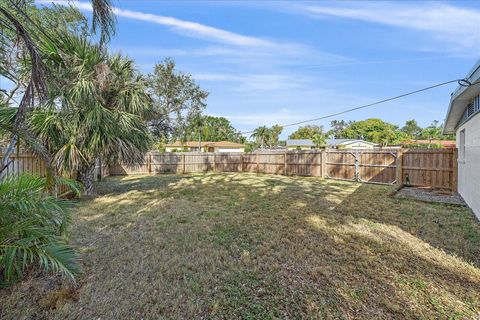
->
[0,174,78,287]
[403,143,443,149]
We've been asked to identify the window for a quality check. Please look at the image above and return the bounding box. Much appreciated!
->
[458,94,480,127]
[467,102,475,117]
[459,129,466,162]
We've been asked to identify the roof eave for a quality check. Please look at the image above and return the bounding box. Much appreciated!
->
[443,58,480,135]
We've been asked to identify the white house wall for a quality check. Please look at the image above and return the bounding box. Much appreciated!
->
[456,114,480,219]
[217,148,244,153]
[343,142,375,149]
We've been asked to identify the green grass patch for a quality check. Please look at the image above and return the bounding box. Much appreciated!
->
[1,173,479,319]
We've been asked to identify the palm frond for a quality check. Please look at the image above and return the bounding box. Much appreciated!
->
[0,174,78,285]
[91,0,116,45]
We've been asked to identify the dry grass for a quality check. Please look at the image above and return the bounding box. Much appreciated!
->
[1,173,479,319]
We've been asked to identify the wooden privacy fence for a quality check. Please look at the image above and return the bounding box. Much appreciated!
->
[0,153,109,182]
[110,149,458,190]
[1,150,457,190]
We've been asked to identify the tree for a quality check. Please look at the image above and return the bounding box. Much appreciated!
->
[250,126,271,149]
[339,118,407,146]
[419,121,442,148]
[268,124,283,147]
[249,125,283,149]
[185,115,245,143]
[288,125,324,140]
[29,34,152,194]
[328,120,350,138]
[401,119,422,139]
[0,0,115,187]
[312,133,326,148]
[147,58,208,141]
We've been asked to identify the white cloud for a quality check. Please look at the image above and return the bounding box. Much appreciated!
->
[298,2,480,51]
[38,0,274,47]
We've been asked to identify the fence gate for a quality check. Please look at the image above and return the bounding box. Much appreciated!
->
[325,150,397,185]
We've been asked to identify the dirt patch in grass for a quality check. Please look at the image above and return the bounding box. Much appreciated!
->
[1,173,479,319]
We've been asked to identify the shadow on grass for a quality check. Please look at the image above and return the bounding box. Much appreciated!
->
[3,173,478,319]
[83,173,480,318]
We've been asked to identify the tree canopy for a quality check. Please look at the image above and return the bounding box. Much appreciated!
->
[250,125,283,149]
[28,34,152,194]
[184,115,245,143]
[147,58,208,141]
[336,118,408,146]
[288,125,325,140]
[401,119,422,138]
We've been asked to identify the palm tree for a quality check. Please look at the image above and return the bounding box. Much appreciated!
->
[312,133,326,149]
[0,0,115,188]
[29,34,152,194]
[0,174,79,285]
[268,124,283,148]
[250,126,271,150]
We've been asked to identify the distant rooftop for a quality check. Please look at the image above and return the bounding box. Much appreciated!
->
[287,138,377,147]
[286,139,315,146]
[166,141,245,148]
[326,139,378,146]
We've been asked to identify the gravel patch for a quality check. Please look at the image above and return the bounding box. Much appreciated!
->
[396,187,466,206]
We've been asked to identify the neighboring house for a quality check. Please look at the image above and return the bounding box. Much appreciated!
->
[206,141,245,153]
[286,139,315,150]
[287,138,378,150]
[401,140,456,148]
[443,58,480,219]
[164,141,245,153]
[325,139,379,149]
[164,141,206,152]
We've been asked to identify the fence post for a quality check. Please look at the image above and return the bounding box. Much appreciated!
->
[182,154,186,174]
[213,153,216,172]
[395,150,403,187]
[452,148,458,192]
[148,153,152,174]
[240,153,244,172]
[284,151,287,176]
[322,150,327,178]
[256,152,259,174]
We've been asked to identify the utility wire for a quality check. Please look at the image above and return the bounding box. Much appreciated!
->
[240,78,468,135]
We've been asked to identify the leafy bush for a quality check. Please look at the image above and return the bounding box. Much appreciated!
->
[0,174,78,287]
[403,143,443,149]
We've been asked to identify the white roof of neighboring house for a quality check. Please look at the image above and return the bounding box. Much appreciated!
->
[325,139,378,146]
[286,138,378,147]
[443,58,480,134]
[286,139,315,146]
[165,141,245,148]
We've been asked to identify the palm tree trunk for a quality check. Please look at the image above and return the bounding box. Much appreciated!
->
[78,162,96,196]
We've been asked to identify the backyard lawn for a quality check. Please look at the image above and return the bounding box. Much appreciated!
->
[1,173,480,319]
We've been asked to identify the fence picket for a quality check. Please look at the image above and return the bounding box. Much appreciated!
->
[0,149,458,190]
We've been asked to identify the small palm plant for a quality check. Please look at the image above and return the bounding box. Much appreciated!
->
[0,174,78,286]
[312,133,326,149]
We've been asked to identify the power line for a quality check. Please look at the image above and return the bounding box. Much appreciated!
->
[240,78,468,135]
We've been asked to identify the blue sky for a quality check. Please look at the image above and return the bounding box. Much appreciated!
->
[39,0,480,138]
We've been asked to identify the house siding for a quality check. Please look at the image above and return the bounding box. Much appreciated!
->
[456,114,480,219]
[343,142,375,149]
[216,147,244,153]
